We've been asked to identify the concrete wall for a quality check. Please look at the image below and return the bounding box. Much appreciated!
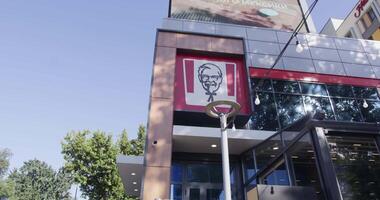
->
[142,31,245,199]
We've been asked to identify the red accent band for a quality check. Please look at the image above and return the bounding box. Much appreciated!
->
[185,60,195,93]
[249,68,380,87]
[226,64,235,96]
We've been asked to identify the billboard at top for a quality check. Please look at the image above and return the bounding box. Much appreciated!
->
[169,0,308,31]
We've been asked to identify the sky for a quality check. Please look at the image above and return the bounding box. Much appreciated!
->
[0,0,357,196]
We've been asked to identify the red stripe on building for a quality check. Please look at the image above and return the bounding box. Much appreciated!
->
[249,68,380,87]
[185,60,195,93]
[226,64,235,96]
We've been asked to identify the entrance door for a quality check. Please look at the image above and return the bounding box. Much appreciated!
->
[185,183,223,200]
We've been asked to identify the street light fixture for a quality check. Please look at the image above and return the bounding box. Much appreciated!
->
[205,100,241,200]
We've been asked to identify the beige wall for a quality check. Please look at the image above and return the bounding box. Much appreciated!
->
[142,31,244,199]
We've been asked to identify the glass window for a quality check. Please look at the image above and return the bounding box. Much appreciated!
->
[251,92,279,131]
[301,83,328,96]
[252,78,272,92]
[326,135,380,200]
[353,86,379,100]
[289,133,325,200]
[331,98,362,122]
[171,163,183,182]
[360,100,380,123]
[170,184,182,200]
[255,134,283,171]
[187,165,209,182]
[276,94,305,128]
[327,85,354,97]
[368,8,376,21]
[273,80,300,93]
[209,164,223,183]
[207,189,223,200]
[243,152,256,182]
[189,188,200,200]
[303,96,335,120]
[262,159,290,186]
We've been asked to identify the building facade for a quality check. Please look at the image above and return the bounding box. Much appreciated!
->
[321,0,380,40]
[117,1,380,199]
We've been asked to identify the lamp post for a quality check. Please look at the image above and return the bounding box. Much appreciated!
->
[206,100,241,200]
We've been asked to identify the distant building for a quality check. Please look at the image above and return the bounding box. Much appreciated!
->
[321,0,380,40]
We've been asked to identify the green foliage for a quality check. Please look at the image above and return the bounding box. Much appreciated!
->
[8,159,72,200]
[0,148,12,177]
[62,130,127,200]
[118,125,146,156]
[62,126,146,200]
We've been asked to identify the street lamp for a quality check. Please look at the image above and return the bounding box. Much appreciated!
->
[205,100,241,200]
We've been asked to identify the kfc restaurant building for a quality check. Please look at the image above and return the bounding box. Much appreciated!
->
[117,1,380,199]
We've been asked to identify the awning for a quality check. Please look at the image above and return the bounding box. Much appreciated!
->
[116,155,144,197]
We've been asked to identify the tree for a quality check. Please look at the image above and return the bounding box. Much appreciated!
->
[118,125,145,156]
[0,148,11,177]
[8,159,72,200]
[0,148,15,199]
[62,130,127,200]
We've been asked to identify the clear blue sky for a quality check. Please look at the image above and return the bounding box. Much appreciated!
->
[0,0,356,172]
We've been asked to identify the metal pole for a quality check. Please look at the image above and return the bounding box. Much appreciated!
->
[220,113,232,200]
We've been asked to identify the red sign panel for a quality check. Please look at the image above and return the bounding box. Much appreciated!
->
[175,53,250,115]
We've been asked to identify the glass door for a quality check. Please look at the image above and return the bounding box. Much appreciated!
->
[185,183,223,200]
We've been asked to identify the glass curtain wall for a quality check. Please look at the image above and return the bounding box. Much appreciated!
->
[251,78,380,131]
[326,135,380,200]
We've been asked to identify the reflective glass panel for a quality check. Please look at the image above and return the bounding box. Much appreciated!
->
[289,133,325,199]
[252,78,272,92]
[301,83,328,96]
[255,134,283,170]
[353,86,379,100]
[262,160,290,186]
[187,165,209,182]
[331,98,362,122]
[207,189,223,200]
[360,100,380,123]
[303,96,335,120]
[276,94,305,128]
[243,152,256,182]
[170,184,182,200]
[273,80,300,93]
[209,164,223,183]
[171,163,183,182]
[189,188,200,200]
[251,92,279,131]
[327,135,380,200]
[327,85,354,97]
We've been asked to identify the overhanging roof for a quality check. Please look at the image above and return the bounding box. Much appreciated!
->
[116,155,144,197]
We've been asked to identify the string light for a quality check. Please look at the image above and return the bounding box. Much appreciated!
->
[232,123,236,131]
[255,94,261,105]
[363,99,369,108]
[295,40,304,53]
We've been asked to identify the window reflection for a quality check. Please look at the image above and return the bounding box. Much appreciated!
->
[251,92,279,131]
[303,96,335,120]
[331,98,362,122]
[250,78,380,131]
[327,135,380,200]
[276,94,305,128]
[353,86,379,100]
[301,83,328,96]
[273,80,300,93]
[360,100,380,123]
[327,85,354,97]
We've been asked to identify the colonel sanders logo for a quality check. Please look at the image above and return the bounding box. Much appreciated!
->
[183,59,237,107]
[197,63,223,102]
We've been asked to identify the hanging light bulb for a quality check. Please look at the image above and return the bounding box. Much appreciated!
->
[255,95,261,105]
[232,123,236,131]
[296,40,304,53]
[363,99,369,108]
